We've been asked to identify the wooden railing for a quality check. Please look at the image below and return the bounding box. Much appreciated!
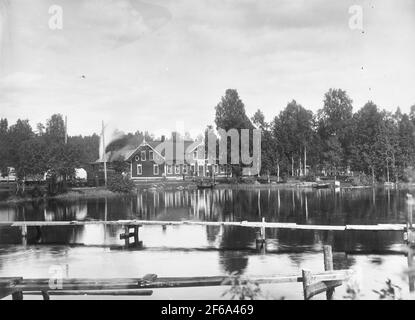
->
[0,245,352,300]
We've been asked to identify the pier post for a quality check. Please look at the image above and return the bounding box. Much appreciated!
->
[123,225,130,247]
[133,226,139,245]
[323,245,334,299]
[255,217,267,252]
[21,225,27,246]
[407,194,413,229]
[302,269,312,300]
[407,248,415,292]
[120,225,142,248]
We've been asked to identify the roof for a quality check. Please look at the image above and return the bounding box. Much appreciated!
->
[94,147,136,163]
[125,139,204,162]
[94,138,205,164]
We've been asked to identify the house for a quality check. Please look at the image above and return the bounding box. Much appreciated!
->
[125,135,230,181]
[89,134,231,183]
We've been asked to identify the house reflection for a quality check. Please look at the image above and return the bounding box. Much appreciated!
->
[0,188,411,253]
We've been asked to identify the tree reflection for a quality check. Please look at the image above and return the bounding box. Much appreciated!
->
[218,226,254,274]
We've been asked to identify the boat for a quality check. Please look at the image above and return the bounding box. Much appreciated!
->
[196,179,216,189]
[313,183,330,189]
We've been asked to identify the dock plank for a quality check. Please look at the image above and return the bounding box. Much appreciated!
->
[0,220,406,231]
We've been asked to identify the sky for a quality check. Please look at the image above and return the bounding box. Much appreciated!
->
[0,0,414,138]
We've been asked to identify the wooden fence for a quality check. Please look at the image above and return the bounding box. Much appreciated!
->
[0,245,353,300]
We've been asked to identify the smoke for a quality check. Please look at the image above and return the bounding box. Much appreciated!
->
[99,126,146,162]
[99,126,125,161]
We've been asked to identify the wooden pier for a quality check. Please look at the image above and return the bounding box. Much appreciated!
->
[0,245,352,300]
[0,218,408,250]
[0,219,407,231]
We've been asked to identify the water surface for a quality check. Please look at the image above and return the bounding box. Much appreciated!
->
[0,187,413,299]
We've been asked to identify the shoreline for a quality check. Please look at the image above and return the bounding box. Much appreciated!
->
[1,181,414,204]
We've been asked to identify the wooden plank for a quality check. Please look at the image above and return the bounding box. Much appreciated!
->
[14,270,352,292]
[24,289,153,296]
[0,277,23,300]
[323,245,335,299]
[0,219,407,231]
[302,269,313,300]
[306,280,343,300]
[346,224,405,231]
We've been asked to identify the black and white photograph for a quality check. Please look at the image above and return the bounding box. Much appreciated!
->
[0,0,415,308]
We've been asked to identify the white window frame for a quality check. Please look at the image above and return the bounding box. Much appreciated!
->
[149,150,154,161]
[175,165,181,174]
[137,164,142,175]
[193,150,197,159]
[183,164,188,174]
[135,155,140,161]
[167,165,173,174]
[153,164,159,175]
[215,164,219,174]
[141,150,146,161]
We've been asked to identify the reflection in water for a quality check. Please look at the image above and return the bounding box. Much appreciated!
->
[0,188,411,250]
[0,186,414,298]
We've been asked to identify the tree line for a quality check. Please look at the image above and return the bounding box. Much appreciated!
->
[214,88,415,183]
[1,88,414,184]
[0,114,100,180]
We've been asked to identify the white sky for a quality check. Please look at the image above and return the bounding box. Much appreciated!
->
[0,0,414,137]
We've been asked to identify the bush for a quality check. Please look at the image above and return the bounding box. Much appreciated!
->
[107,175,136,193]
[299,174,316,182]
[349,173,372,186]
[402,167,415,183]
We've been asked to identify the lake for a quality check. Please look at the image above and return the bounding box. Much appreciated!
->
[0,186,414,300]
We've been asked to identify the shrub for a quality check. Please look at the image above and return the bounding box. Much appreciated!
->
[299,174,316,182]
[402,167,415,183]
[221,272,263,300]
[350,173,372,186]
[107,175,136,193]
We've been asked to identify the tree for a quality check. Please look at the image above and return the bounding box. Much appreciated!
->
[272,100,314,177]
[215,89,253,131]
[68,134,100,164]
[0,118,9,176]
[45,114,66,144]
[251,109,278,178]
[46,142,82,178]
[8,119,34,177]
[410,105,415,123]
[318,89,353,173]
[397,113,415,180]
[17,136,48,180]
[214,89,254,176]
[351,101,384,183]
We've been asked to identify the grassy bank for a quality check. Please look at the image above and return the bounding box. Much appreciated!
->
[0,187,126,204]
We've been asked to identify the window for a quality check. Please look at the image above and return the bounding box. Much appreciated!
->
[167,165,173,174]
[215,164,219,174]
[175,165,181,174]
[153,164,159,175]
[137,164,142,175]
[149,150,154,161]
[141,150,146,161]
[193,150,198,159]
[135,155,140,162]
[183,164,188,174]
